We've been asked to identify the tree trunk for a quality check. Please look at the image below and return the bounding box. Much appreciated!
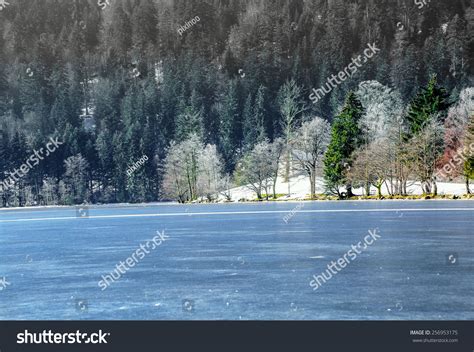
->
[422,181,432,195]
[402,181,407,196]
[285,149,291,196]
[273,171,278,199]
[310,172,316,199]
[377,186,382,198]
[346,185,353,198]
[376,180,383,198]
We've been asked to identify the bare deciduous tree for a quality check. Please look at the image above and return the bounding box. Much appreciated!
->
[162,134,202,202]
[197,144,223,201]
[217,173,234,201]
[277,79,306,194]
[409,120,445,195]
[268,138,285,199]
[348,139,392,198]
[162,142,190,203]
[163,135,226,202]
[292,117,331,198]
[235,140,277,200]
[356,81,404,141]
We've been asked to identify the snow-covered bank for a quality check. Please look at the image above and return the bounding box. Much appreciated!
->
[224,174,472,202]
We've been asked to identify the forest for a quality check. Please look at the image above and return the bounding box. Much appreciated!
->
[0,0,473,206]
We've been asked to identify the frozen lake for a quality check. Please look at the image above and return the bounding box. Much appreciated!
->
[0,201,473,320]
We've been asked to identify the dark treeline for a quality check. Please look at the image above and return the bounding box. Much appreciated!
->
[0,0,472,206]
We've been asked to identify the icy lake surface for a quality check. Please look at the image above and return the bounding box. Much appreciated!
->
[0,201,473,320]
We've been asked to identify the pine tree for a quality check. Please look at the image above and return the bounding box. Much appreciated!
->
[112,131,128,202]
[105,3,133,69]
[218,80,240,172]
[175,90,204,141]
[242,93,254,151]
[406,75,451,137]
[242,86,266,152]
[96,130,114,195]
[323,92,364,197]
[131,0,158,51]
[253,86,267,143]
[391,38,420,103]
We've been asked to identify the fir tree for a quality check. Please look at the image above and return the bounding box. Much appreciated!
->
[323,92,364,197]
[242,86,267,152]
[406,75,451,137]
[218,80,240,172]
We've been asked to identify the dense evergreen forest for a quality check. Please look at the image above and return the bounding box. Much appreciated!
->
[0,0,473,206]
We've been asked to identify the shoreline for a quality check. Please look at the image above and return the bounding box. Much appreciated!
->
[1,195,473,211]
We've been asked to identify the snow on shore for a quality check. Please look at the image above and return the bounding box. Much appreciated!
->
[224,174,471,201]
